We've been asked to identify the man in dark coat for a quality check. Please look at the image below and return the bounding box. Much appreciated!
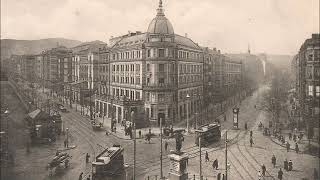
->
[288,160,293,171]
[284,159,288,171]
[262,164,266,176]
[205,151,209,162]
[164,141,168,151]
[250,130,253,137]
[278,168,283,180]
[250,137,254,147]
[286,142,290,152]
[244,122,248,130]
[295,143,299,153]
[272,155,276,168]
[217,172,221,180]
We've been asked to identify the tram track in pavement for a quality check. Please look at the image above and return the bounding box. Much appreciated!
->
[241,133,276,180]
[62,114,98,178]
[228,131,256,180]
[137,129,244,177]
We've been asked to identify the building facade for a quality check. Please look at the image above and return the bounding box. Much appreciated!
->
[294,34,320,133]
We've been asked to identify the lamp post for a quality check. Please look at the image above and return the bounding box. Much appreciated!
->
[186,94,190,133]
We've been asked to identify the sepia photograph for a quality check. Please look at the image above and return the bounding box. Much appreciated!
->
[0,0,319,180]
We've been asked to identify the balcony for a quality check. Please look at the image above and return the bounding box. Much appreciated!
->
[143,83,175,91]
[95,94,143,106]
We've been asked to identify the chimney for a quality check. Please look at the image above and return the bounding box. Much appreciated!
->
[185,33,188,38]
[128,31,131,36]
[218,50,221,54]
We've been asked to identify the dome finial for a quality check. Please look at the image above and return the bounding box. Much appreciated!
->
[157,0,165,16]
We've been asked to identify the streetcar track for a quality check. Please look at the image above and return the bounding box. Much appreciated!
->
[137,129,244,176]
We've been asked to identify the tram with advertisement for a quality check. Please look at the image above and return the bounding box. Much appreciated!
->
[92,145,124,179]
[195,123,221,147]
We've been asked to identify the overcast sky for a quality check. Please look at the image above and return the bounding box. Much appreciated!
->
[1,0,319,55]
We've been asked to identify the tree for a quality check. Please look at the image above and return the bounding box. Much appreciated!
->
[260,70,290,127]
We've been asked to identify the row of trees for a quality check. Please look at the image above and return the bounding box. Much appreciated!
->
[260,69,291,128]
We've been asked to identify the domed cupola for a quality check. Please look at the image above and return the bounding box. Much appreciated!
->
[147,0,174,35]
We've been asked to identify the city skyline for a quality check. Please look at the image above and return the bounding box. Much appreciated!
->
[1,0,319,55]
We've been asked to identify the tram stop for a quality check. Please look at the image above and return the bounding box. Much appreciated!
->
[168,151,189,180]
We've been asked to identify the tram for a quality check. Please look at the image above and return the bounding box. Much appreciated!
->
[195,123,221,147]
[92,145,124,179]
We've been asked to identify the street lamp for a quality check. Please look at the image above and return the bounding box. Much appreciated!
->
[186,94,190,133]
[65,127,69,148]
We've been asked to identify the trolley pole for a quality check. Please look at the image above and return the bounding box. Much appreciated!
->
[160,118,163,179]
[132,111,136,180]
[225,131,228,180]
[199,134,202,180]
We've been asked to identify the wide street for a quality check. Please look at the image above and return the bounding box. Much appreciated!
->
[1,82,318,180]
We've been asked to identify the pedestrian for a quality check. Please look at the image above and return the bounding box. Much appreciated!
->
[222,173,225,180]
[284,159,288,171]
[213,159,219,169]
[281,136,285,144]
[78,172,83,180]
[250,137,254,147]
[314,168,318,180]
[86,175,91,180]
[289,132,292,140]
[288,160,293,171]
[295,143,299,153]
[293,134,297,142]
[286,142,290,152]
[250,130,253,137]
[105,130,109,136]
[217,172,221,180]
[205,151,209,162]
[272,155,276,168]
[64,139,67,148]
[86,153,90,163]
[164,141,168,151]
[262,164,266,176]
[244,122,248,130]
[138,130,141,138]
[258,170,262,180]
[278,168,283,180]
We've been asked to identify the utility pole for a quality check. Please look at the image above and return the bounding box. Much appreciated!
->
[225,131,228,180]
[199,134,202,180]
[132,111,136,180]
[160,117,163,179]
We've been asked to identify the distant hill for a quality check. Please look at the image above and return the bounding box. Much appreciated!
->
[0,38,83,59]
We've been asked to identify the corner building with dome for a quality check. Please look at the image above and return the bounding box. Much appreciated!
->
[95,0,243,127]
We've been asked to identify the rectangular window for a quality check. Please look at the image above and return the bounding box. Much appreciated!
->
[308,85,313,96]
[159,64,164,72]
[158,94,165,102]
[316,86,320,97]
[159,78,165,84]
[147,49,151,57]
[136,91,140,100]
[136,77,140,84]
[159,49,165,57]
[147,64,150,71]
[130,77,134,84]
[146,92,150,101]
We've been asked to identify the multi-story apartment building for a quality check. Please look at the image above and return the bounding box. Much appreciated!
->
[94,0,204,127]
[294,34,320,134]
[41,46,73,95]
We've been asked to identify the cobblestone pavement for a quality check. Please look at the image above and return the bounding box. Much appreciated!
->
[144,86,319,180]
